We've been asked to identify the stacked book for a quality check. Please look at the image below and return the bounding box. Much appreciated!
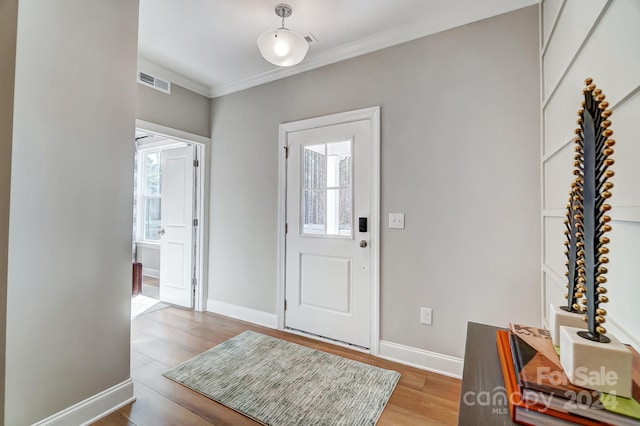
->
[496,324,640,425]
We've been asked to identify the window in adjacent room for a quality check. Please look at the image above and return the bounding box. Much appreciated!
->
[138,148,163,242]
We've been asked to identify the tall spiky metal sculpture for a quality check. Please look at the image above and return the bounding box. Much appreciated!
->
[562,181,582,314]
[564,78,615,344]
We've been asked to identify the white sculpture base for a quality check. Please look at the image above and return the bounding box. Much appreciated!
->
[559,326,633,398]
[549,304,587,346]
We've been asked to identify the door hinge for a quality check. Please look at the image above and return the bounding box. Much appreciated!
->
[284,300,287,311]
[284,146,289,159]
[192,277,197,287]
[285,223,288,233]
[193,218,198,226]
[193,159,199,167]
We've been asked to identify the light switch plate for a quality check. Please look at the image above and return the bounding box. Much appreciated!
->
[388,213,405,229]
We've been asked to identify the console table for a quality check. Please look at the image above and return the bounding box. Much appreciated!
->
[458,322,516,425]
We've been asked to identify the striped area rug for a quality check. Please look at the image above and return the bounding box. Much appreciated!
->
[163,330,400,425]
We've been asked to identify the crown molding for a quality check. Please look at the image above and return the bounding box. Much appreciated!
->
[210,0,538,98]
[137,57,211,98]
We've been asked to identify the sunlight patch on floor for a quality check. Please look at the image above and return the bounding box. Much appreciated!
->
[131,294,160,319]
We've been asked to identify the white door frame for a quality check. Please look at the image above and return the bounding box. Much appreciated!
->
[277,106,380,355]
[135,119,210,312]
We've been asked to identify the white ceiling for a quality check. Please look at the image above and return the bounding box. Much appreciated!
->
[138,0,538,98]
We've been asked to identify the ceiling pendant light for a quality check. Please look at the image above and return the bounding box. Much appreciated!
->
[257,3,309,67]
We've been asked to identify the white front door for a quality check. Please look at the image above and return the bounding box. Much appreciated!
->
[286,119,373,348]
[159,145,195,308]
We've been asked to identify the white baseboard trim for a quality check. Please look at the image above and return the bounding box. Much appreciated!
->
[142,268,159,278]
[33,378,135,426]
[207,299,278,329]
[378,340,463,379]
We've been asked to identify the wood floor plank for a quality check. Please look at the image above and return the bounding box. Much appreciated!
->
[131,349,155,372]
[92,411,137,426]
[132,360,258,426]
[388,385,460,424]
[131,335,197,367]
[378,404,451,426]
[97,306,461,425]
[140,324,215,354]
[187,324,254,343]
[423,372,463,400]
[140,308,203,331]
[130,316,158,330]
[117,380,213,426]
[396,369,428,391]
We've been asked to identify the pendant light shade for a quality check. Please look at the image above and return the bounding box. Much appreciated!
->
[257,4,309,67]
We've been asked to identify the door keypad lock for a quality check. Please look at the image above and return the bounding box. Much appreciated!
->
[359,217,367,232]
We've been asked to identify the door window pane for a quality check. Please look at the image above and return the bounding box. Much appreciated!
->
[303,144,326,189]
[303,190,326,234]
[327,141,351,187]
[339,188,351,235]
[301,141,352,236]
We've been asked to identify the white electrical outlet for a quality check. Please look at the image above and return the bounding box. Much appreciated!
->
[420,307,433,325]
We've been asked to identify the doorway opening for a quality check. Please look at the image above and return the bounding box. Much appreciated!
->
[131,123,208,319]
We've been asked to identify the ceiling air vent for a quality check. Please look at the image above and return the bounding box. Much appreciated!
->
[137,71,171,94]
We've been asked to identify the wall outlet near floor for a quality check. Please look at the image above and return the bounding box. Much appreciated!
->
[420,307,433,325]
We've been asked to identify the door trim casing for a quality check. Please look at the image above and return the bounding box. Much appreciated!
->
[135,119,210,312]
[277,106,380,355]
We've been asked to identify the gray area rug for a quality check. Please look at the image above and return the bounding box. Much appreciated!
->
[163,330,400,425]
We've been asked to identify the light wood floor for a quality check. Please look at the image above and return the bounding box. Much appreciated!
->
[142,275,159,287]
[96,306,461,425]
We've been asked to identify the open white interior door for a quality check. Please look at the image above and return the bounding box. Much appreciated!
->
[159,145,195,308]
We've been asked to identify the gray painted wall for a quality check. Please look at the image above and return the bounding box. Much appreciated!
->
[137,244,160,277]
[209,6,541,358]
[0,0,18,420]
[137,83,211,137]
[6,0,138,423]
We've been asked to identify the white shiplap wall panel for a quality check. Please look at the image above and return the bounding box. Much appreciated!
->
[562,0,640,108]
[543,270,567,321]
[541,0,640,347]
[543,0,640,157]
[608,92,640,208]
[544,216,567,278]
[542,0,608,100]
[605,222,640,345]
[543,74,584,157]
[542,0,565,47]
[543,141,574,209]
